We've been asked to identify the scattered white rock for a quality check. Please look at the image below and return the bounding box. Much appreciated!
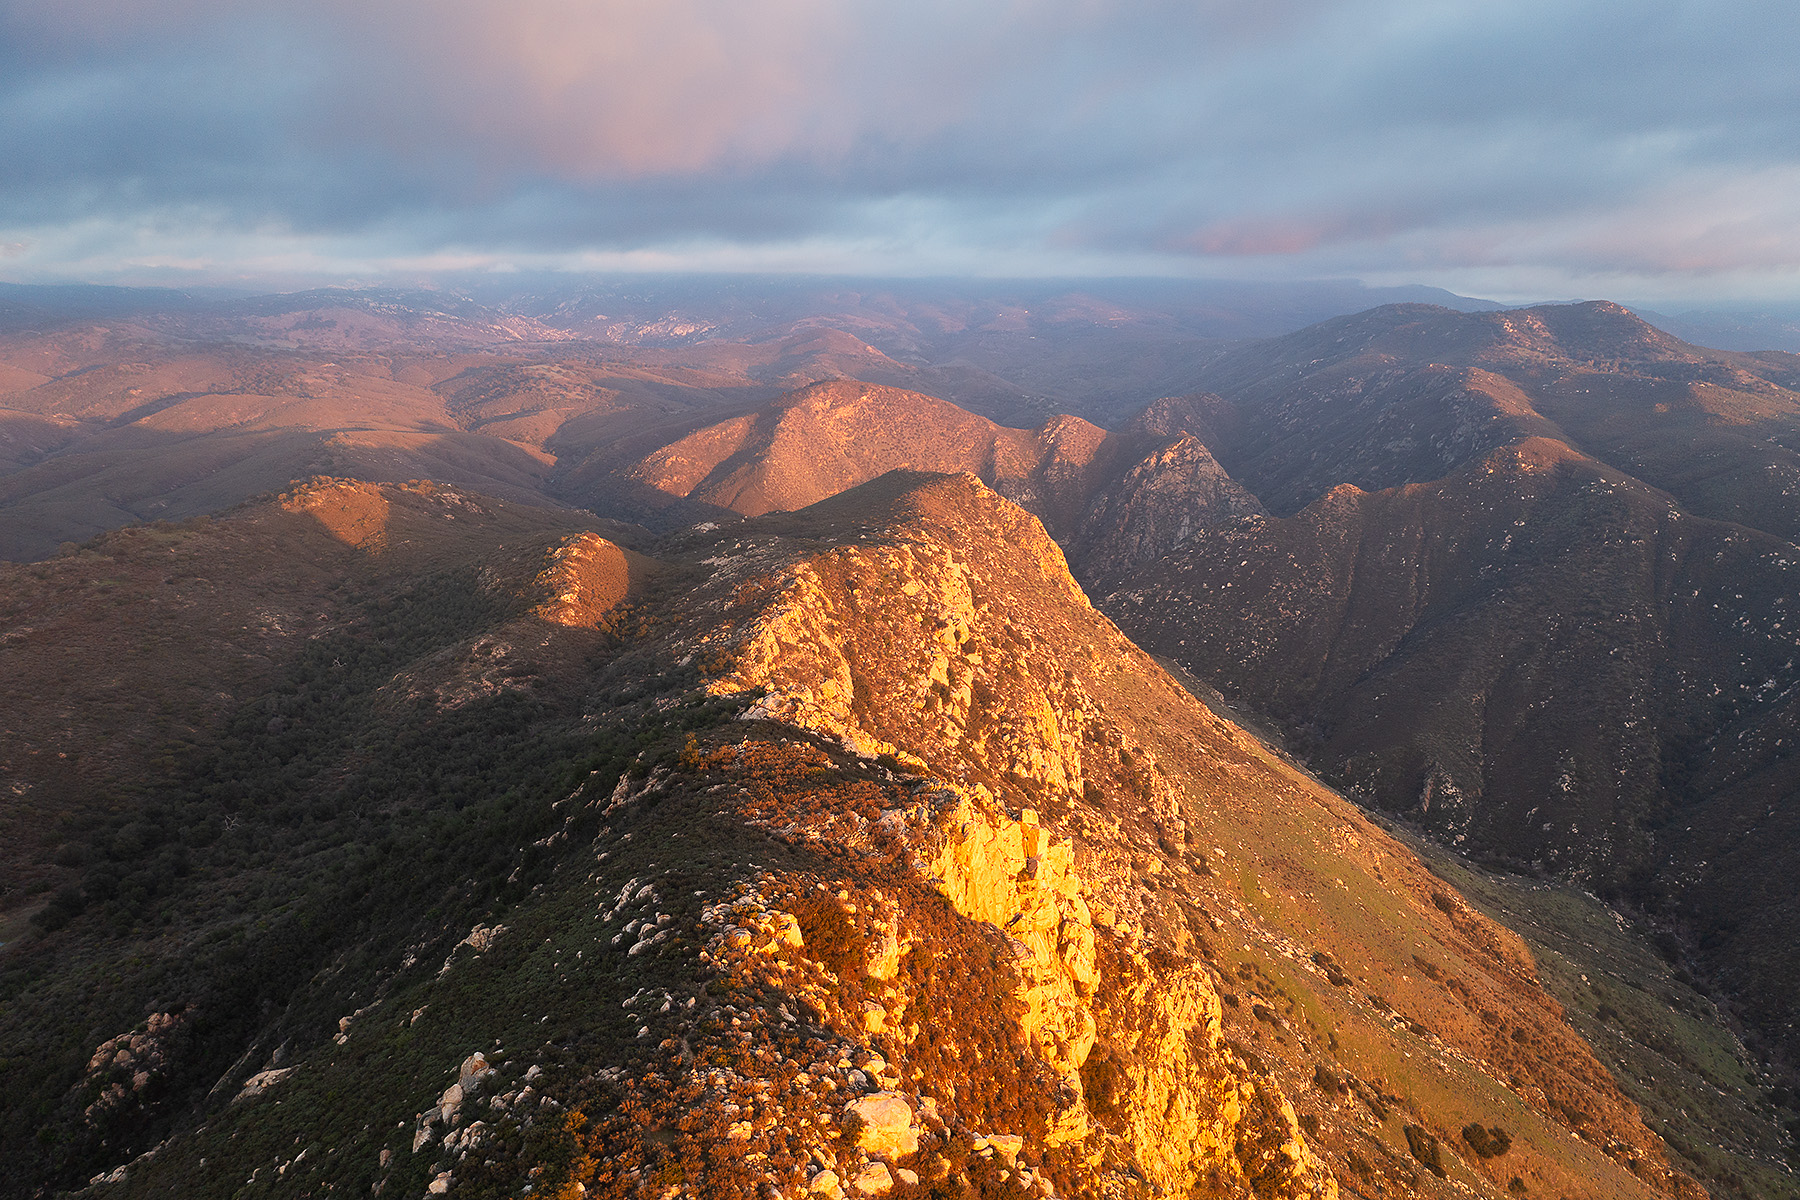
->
[234,1068,294,1103]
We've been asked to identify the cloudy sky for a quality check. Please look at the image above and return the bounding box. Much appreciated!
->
[2,0,1796,303]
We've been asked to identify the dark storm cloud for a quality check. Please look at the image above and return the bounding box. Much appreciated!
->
[1,0,1797,295]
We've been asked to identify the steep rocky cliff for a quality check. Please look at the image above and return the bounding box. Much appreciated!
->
[1074,434,1265,584]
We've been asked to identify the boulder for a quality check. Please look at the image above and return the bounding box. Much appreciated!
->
[233,1067,294,1103]
[458,1052,493,1090]
[850,1162,894,1195]
[845,1092,918,1159]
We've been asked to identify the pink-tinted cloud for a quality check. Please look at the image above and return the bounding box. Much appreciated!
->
[1165,211,1406,257]
[316,0,858,178]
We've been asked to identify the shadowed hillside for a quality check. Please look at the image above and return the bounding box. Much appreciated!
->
[1090,303,1800,1102]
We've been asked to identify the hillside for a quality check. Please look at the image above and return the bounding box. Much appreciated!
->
[1102,437,1800,1061]
[1183,301,1800,539]
[563,381,1117,535]
[0,338,582,560]
[0,474,1713,1200]
[564,380,1264,572]
[1080,305,1800,1087]
[0,479,635,906]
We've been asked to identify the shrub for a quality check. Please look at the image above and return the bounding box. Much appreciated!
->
[1404,1123,1446,1177]
[1462,1123,1513,1158]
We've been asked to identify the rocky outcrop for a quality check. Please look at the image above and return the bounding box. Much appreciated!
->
[530,532,633,627]
[76,1010,194,1126]
[703,481,1094,801]
[926,797,1097,1071]
[694,474,1334,1197]
[1075,433,1266,583]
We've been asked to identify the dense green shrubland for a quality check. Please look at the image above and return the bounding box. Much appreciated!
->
[0,565,741,1196]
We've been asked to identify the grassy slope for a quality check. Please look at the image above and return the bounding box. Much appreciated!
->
[1408,834,1800,1200]
[1155,656,1800,1200]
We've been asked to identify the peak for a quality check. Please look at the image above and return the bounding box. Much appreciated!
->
[1520,297,1660,328]
[1033,412,1105,439]
[1500,435,1591,472]
[733,468,1082,600]
[776,379,944,411]
[1217,297,1694,386]
[1124,393,1230,441]
[1494,300,1686,360]
[775,468,1019,532]
[272,475,507,516]
[613,384,1113,532]
[1363,302,1460,318]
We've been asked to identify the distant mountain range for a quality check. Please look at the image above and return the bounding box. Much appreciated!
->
[6,284,1800,1198]
[0,277,1505,561]
[1635,307,1800,355]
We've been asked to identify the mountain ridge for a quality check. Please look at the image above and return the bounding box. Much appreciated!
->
[0,472,1714,1200]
